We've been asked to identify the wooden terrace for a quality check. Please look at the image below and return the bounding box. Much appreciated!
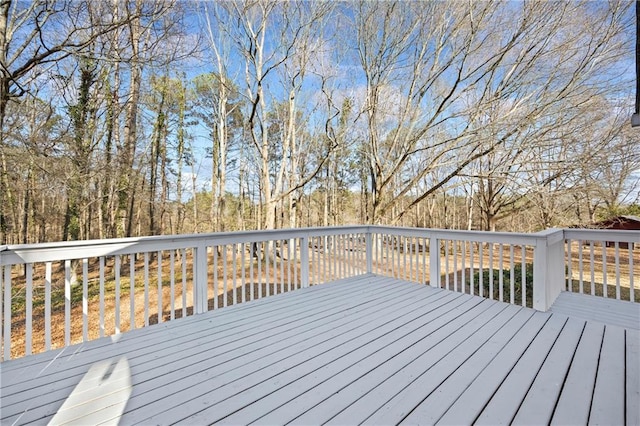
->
[1,226,638,424]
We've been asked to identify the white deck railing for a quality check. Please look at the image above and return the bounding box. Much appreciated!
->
[563,229,637,302]
[1,226,637,360]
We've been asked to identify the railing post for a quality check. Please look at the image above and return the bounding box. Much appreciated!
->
[365,231,373,274]
[0,248,4,359]
[3,263,11,360]
[194,242,208,314]
[533,229,565,311]
[301,236,310,288]
[429,236,440,288]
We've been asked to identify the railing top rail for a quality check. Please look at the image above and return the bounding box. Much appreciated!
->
[2,225,371,251]
[564,228,640,243]
[2,225,638,266]
[370,226,541,245]
[0,226,373,265]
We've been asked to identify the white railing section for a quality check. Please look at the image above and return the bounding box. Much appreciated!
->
[564,229,638,303]
[368,227,563,310]
[0,227,368,361]
[0,226,637,360]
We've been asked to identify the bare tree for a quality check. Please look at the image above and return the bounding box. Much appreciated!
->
[352,0,632,225]
[2,1,636,243]
[220,0,336,229]
[0,0,136,242]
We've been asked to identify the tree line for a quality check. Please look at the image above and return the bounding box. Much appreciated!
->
[1,0,637,244]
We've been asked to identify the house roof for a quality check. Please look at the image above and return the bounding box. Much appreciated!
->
[594,215,640,226]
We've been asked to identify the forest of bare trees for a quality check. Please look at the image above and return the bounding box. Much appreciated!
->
[1,0,638,245]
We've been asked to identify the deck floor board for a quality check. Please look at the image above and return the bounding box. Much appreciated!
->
[551,321,605,425]
[4,276,426,424]
[590,326,626,425]
[400,310,547,425]
[511,317,584,425]
[1,274,638,425]
[139,288,469,424]
[228,299,503,425]
[2,277,385,411]
[340,304,524,426]
[627,329,640,425]
[468,314,569,425]
[100,279,454,425]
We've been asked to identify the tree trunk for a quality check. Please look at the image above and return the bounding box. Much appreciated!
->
[121,0,142,237]
[217,78,228,232]
[175,78,186,234]
[0,0,11,244]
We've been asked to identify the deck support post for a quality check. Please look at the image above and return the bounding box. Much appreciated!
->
[533,229,565,311]
[365,231,373,274]
[429,236,440,287]
[194,242,208,314]
[3,264,10,360]
[301,236,309,288]
[0,248,4,359]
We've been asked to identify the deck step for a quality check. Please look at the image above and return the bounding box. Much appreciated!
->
[550,291,640,330]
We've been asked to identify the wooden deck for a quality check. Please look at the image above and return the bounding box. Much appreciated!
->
[1,274,638,425]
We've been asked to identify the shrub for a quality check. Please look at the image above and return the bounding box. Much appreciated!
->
[466,263,534,307]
